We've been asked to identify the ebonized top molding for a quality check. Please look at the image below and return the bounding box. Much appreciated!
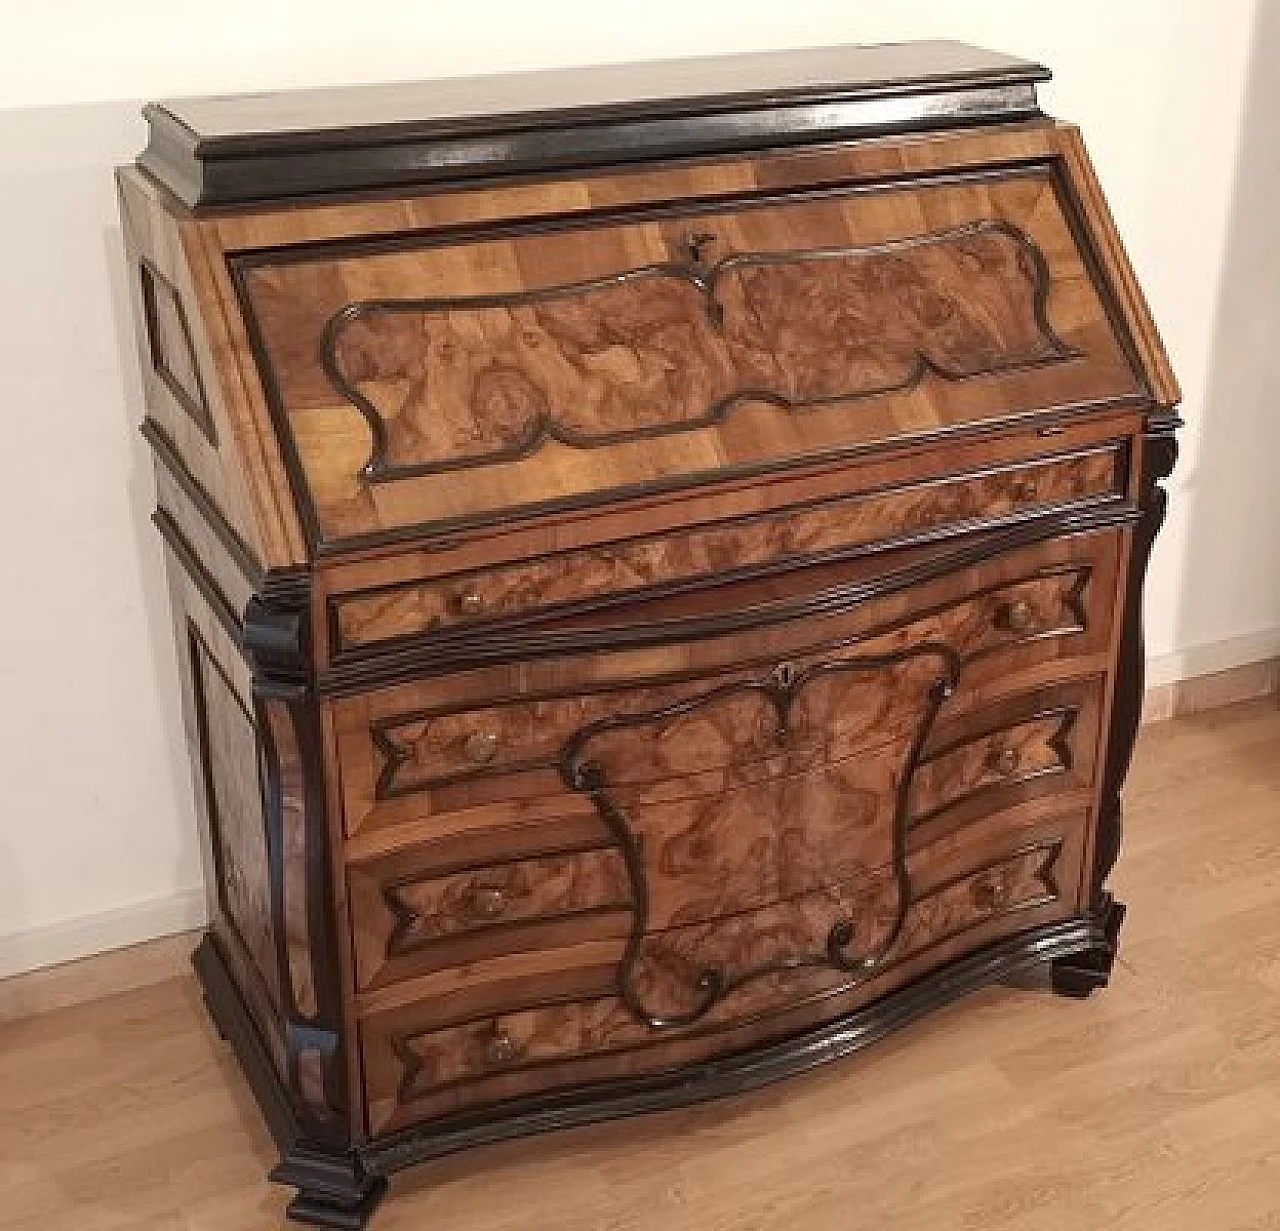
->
[138,41,1049,208]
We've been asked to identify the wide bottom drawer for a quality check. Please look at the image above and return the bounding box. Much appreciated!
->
[359,803,1087,1136]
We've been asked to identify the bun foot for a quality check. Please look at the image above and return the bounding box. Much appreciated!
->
[272,1146,387,1229]
[1049,897,1126,999]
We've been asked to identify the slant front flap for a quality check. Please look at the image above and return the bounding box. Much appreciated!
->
[231,161,1144,552]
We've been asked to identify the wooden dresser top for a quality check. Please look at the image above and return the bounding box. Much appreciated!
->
[138,41,1049,208]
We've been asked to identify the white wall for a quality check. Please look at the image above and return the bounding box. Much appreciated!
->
[0,0,1274,977]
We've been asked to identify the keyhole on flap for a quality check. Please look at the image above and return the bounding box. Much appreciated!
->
[771,662,797,745]
[682,231,717,265]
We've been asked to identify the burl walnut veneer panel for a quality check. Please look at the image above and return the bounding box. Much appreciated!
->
[121,41,1179,1230]
[236,174,1139,548]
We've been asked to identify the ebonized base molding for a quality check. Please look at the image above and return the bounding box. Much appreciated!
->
[1048,895,1126,999]
[271,1151,388,1231]
[194,936,388,1230]
[194,908,1119,1228]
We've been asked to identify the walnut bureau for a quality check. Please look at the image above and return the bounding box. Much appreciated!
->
[118,41,1179,1228]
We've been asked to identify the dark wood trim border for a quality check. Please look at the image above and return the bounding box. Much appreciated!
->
[140,42,1047,208]
[193,905,1110,1229]
[324,436,1128,669]
[143,416,265,589]
[319,503,1137,695]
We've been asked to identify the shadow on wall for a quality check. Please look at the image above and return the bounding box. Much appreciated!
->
[1175,0,1280,663]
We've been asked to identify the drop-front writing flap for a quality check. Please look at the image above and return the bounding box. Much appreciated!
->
[234,169,1144,550]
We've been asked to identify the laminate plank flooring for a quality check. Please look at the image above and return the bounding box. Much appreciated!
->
[2,699,1277,1230]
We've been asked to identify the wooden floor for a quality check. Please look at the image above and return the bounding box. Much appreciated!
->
[3,700,1279,1230]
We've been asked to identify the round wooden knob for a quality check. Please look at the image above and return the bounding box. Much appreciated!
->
[468,886,508,919]
[1012,477,1039,503]
[457,590,484,617]
[971,880,1001,910]
[985,743,1021,778]
[463,731,499,764]
[486,1027,518,1066]
[995,599,1036,634]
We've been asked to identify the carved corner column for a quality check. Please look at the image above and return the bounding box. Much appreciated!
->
[1050,411,1179,998]
[241,586,387,1229]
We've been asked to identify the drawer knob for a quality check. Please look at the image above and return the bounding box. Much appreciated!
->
[464,731,500,764]
[457,590,485,617]
[971,880,1002,911]
[994,599,1036,635]
[1012,477,1039,503]
[468,886,508,919]
[486,1027,518,1066]
[985,743,1021,778]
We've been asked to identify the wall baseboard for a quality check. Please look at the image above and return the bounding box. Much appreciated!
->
[1143,656,1279,723]
[2,630,1278,1015]
[0,889,205,984]
[0,927,200,1026]
[1145,627,1280,690]
[1143,627,1280,723]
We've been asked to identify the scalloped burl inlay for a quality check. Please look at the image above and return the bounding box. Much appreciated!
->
[322,221,1074,481]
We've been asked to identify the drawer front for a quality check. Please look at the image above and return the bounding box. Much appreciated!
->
[334,530,1122,841]
[349,846,632,991]
[359,808,1087,1135]
[910,678,1104,826]
[328,436,1128,659]
[236,168,1141,548]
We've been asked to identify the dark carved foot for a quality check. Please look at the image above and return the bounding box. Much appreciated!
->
[1049,897,1126,999]
[201,994,229,1040]
[271,1146,388,1229]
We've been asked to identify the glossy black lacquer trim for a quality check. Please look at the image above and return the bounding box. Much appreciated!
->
[196,939,386,1230]
[140,42,1046,207]
[361,908,1104,1179]
[195,933,300,1149]
[196,904,1104,1224]
[318,219,1076,484]
[1090,414,1180,905]
[326,437,1124,666]
[559,645,959,1029]
[228,161,1147,558]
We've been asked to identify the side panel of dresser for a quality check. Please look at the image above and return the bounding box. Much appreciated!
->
[120,168,368,1164]
[149,507,362,1149]
[117,167,307,569]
